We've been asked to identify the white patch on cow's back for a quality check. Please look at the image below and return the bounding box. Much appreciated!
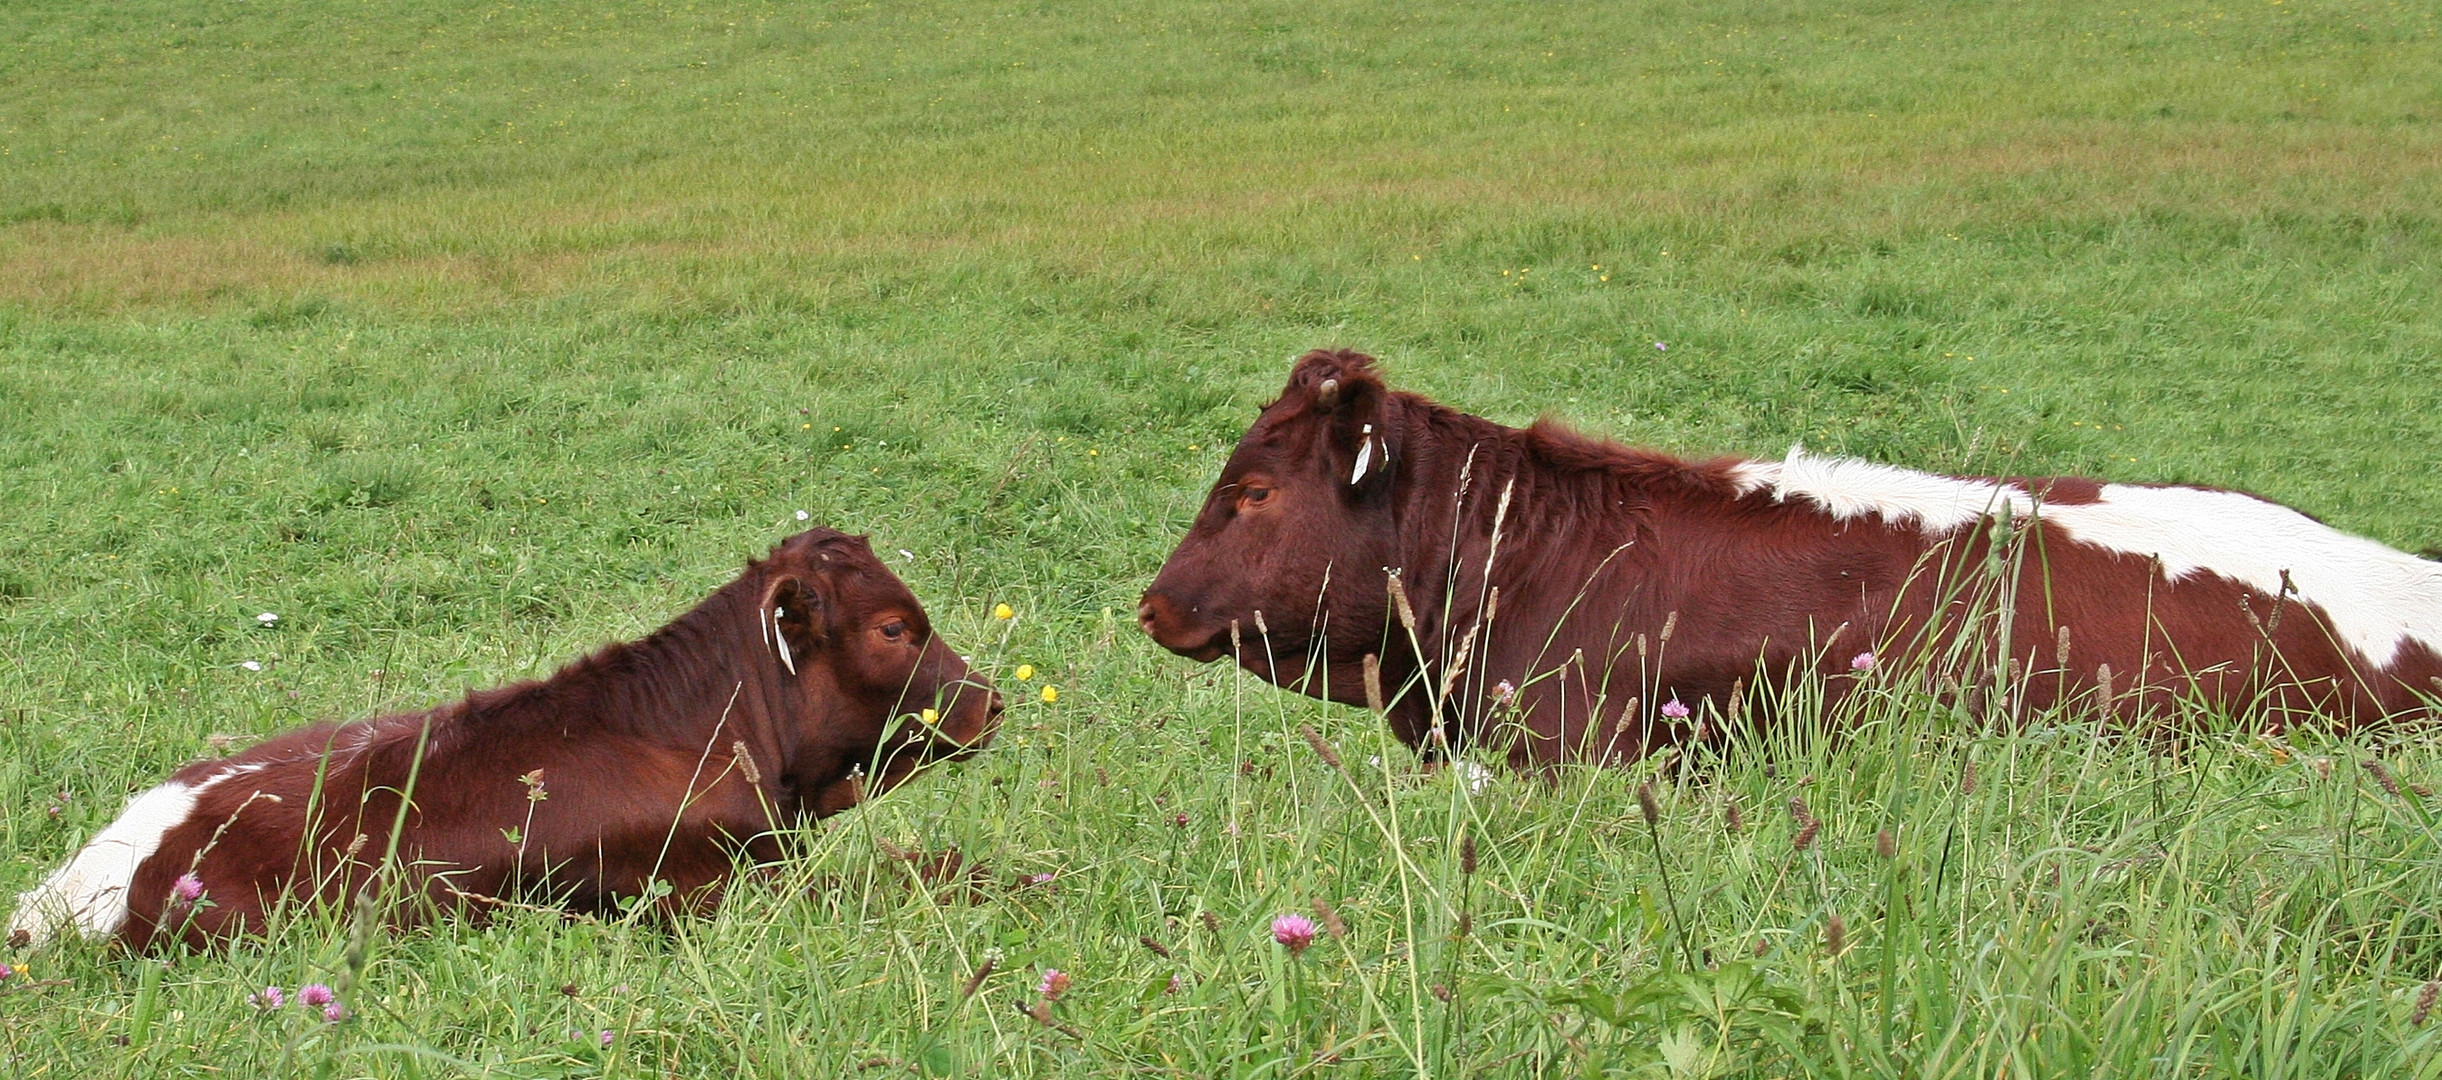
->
[1732,447,2442,669]
[7,781,199,946]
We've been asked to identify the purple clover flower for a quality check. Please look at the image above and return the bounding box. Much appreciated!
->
[171,873,204,903]
[298,983,334,1008]
[1851,651,1877,672]
[1661,698,1691,720]
[1036,968,1071,1000]
[1272,913,1318,955]
[250,986,284,1010]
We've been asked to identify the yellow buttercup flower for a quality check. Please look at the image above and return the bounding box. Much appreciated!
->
[921,708,939,725]
[993,603,1014,620]
[1014,664,1035,681]
[1040,686,1058,704]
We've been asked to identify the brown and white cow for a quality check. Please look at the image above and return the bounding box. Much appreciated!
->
[1139,349,2442,766]
[10,528,1000,951]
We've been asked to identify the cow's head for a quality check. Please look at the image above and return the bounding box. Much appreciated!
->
[1139,349,1404,695]
[756,529,1000,803]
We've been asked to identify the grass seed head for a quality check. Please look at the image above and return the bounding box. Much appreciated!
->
[1637,781,1661,827]
[1876,828,1897,859]
[1386,572,1418,632]
[2367,759,2404,798]
[960,957,995,1000]
[1300,723,1345,774]
[1825,912,1848,956]
[1788,795,1819,851]
[1460,831,1478,876]
[1311,898,1346,939]
[2415,980,2440,1026]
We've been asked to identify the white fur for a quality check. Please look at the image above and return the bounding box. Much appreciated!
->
[1730,447,2442,669]
[772,606,796,675]
[8,781,199,947]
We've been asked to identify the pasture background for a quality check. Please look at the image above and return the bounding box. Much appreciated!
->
[4,0,2441,1075]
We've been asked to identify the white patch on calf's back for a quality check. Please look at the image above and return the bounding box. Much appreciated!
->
[1732,447,2442,669]
[7,781,199,947]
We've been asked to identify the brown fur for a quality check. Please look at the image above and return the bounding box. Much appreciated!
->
[1140,350,2440,767]
[115,528,998,950]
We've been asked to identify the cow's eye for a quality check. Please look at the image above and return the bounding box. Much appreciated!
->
[878,620,907,641]
[1241,486,1273,507]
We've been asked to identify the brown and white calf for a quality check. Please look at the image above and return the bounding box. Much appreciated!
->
[1139,349,2442,766]
[10,528,1000,951]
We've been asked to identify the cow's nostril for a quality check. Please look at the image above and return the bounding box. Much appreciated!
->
[1136,597,1160,630]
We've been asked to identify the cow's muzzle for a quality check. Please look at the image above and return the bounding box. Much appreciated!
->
[1137,590,1231,662]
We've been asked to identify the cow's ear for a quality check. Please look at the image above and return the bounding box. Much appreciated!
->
[1286,349,1395,491]
[1290,349,1382,414]
[758,575,828,675]
[1323,378,1394,492]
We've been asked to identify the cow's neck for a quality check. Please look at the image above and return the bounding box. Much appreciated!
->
[466,579,783,760]
[1386,408,1697,704]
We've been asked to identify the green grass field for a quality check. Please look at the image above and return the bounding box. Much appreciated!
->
[5,0,2442,1074]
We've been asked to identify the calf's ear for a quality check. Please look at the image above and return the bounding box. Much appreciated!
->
[758,576,828,675]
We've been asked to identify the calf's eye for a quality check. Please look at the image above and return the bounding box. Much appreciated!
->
[1241,486,1273,506]
[879,620,907,641]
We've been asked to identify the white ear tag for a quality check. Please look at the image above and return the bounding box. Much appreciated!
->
[772,606,797,674]
[1351,424,1375,485]
[760,605,773,650]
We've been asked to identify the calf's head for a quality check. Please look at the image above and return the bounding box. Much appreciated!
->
[758,530,1000,784]
[1140,350,1403,690]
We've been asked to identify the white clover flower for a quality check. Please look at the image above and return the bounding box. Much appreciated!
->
[1458,761,1493,794]
[255,612,279,625]
[794,510,810,521]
